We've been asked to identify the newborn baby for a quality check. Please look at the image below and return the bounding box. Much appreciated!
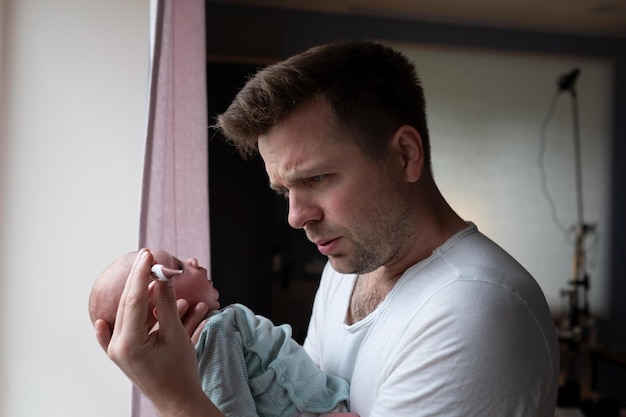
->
[89,249,356,417]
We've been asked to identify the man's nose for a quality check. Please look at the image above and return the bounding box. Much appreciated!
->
[287,190,322,229]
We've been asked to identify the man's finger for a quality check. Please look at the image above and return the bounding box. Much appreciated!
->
[112,248,153,341]
[177,299,190,318]
[191,318,208,345]
[151,273,185,340]
[183,302,209,337]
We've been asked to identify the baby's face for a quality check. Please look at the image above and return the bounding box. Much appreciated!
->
[151,249,220,311]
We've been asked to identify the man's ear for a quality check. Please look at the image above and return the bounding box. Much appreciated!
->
[391,125,424,183]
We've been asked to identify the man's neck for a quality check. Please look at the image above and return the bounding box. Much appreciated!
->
[347,269,400,324]
[345,211,467,325]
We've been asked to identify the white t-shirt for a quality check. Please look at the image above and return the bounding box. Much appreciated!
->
[303,223,559,417]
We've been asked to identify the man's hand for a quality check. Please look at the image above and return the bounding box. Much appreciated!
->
[104,249,221,416]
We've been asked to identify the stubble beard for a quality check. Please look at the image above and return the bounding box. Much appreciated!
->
[341,202,413,274]
[313,188,414,275]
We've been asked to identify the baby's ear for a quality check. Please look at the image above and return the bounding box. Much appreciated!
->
[94,319,113,352]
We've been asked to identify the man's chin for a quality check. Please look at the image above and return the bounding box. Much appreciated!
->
[329,255,381,276]
[328,256,359,275]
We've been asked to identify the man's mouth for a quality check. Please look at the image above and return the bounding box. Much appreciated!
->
[315,237,339,255]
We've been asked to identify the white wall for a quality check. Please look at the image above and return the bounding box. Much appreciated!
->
[393,42,613,318]
[0,1,149,416]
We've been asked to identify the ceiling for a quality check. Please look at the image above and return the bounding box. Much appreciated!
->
[210,0,626,38]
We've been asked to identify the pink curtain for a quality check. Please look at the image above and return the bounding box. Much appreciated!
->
[133,0,209,415]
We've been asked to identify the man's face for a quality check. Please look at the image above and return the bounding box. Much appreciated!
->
[258,100,413,275]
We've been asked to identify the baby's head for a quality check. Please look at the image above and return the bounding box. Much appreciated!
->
[88,249,220,329]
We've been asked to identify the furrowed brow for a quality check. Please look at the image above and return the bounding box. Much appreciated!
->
[267,162,331,192]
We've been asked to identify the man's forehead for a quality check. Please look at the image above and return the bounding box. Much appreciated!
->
[261,137,344,185]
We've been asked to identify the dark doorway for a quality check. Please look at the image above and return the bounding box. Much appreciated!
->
[207,61,275,317]
[206,61,327,342]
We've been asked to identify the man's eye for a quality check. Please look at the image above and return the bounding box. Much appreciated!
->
[309,175,326,183]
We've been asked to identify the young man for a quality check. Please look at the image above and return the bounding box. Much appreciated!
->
[101,41,559,417]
